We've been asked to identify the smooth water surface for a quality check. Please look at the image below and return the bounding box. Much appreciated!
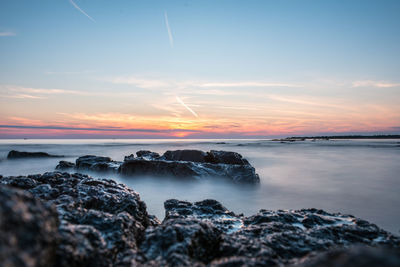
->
[0,139,399,234]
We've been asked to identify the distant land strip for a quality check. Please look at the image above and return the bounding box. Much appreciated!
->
[283,135,400,140]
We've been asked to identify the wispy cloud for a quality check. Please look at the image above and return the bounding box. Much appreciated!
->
[0,94,46,99]
[199,82,300,88]
[176,96,198,117]
[352,80,400,88]
[110,77,170,88]
[45,70,94,75]
[164,11,174,48]
[69,0,96,22]
[0,31,16,37]
[107,76,302,90]
[0,124,200,133]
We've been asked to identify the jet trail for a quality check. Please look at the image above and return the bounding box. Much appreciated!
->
[164,11,174,47]
[69,0,96,22]
[176,96,198,118]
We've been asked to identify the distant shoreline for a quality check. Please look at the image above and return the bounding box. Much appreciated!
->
[278,135,400,141]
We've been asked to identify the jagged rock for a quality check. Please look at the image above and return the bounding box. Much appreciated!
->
[120,150,260,183]
[0,172,155,266]
[56,160,75,170]
[136,150,160,160]
[1,172,399,267]
[138,199,400,266]
[7,150,63,159]
[75,155,121,172]
[293,246,400,267]
[205,150,250,165]
[0,185,59,267]
[162,150,207,163]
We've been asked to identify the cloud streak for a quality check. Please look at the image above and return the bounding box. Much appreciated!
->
[69,0,96,22]
[0,124,200,133]
[164,11,174,48]
[176,96,198,117]
[352,80,400,88]
[0,31,16,37]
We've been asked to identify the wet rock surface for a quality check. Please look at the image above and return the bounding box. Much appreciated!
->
[56,149,260,183]
[139,199,400,266]
[56,160,76,170]
[0,172,399,266]
[1,172,154,266]
[0,185,59,267]
[7,150,63,159]
[75,155,122,173]
[120,149,260,183]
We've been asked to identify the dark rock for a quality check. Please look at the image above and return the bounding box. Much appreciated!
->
[120,150,260,183]
[1,172,155,266]
[1,173,400,267]
[138,199,400,266]
[136,150,160,160]
[205,150,250,165]
[119,159,199,178]
[293,246,400,267]
[7,150,63,159]
[0,185,59,267]
[75,155,121,172]
[56,160,75,170]
[162,149,207,163]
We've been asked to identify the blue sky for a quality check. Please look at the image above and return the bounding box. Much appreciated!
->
[0,0,399,138]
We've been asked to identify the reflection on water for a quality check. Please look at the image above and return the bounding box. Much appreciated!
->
[0,139,399,234]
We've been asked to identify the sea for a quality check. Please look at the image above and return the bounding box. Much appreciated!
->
[0,138,399,234]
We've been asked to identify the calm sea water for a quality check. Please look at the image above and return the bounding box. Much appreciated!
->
[0,139,399,234]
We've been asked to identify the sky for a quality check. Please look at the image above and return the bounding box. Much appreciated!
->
[0,0,399,138]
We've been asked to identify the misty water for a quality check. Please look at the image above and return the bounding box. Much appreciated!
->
[0,139,399,234]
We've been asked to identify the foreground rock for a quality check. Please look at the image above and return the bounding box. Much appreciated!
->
[0,186,59,267]
[1,172,155,266]
[7,150,63,159]
[1,172,399,266]
[56,149,260,183]
[139,199,400,266]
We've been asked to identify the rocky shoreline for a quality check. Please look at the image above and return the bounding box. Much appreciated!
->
[1,171,399,266]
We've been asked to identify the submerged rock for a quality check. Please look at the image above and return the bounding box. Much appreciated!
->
[7,150,63,159]
[0,185,59,267]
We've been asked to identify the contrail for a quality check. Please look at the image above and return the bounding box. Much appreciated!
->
[164,11,174,48]
[69,0,96,22]
[176,96,198,118]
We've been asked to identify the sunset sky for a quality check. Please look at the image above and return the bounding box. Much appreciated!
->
[1,0,399,138]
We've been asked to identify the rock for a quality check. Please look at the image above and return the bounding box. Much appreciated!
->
[1,172,155,266]
[162,149,207,163]
[293,246,400,267]
[7,150,63,159]
[205,150,250,165]
[119,159,200,178]
[119,149,260,183]
[136,150,160,160]
[138,199,400,266]
[0,185,59,267]
[1,173,399,267]
[56,160,75,170]
[75,155,121,172]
